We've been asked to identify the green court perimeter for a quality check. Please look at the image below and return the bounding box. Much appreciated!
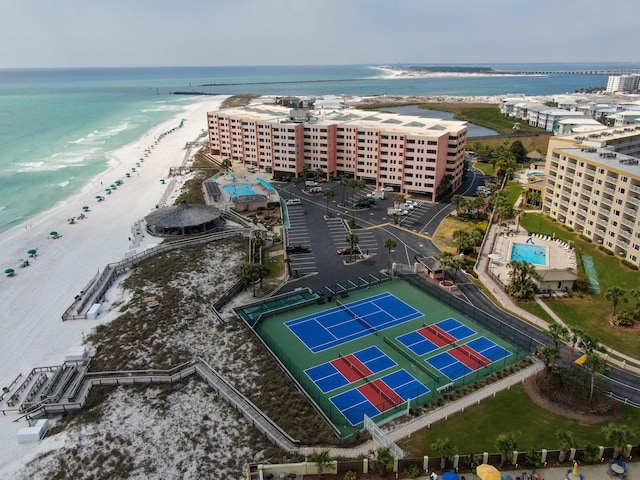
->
[239,277,532,439]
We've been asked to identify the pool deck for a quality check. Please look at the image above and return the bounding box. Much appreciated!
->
[209,166,280,207]
[488,227,577,284]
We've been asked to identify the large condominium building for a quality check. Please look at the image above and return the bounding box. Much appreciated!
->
[207,105,468,199]
[542,125,640,266]
[606,74,640,94]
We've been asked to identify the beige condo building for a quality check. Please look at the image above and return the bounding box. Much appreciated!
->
[207,105,467,200]
[542,125,640,267]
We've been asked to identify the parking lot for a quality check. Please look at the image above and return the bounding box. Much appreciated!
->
[273,168,489,292]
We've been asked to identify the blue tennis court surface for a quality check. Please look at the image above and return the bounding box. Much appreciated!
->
[330,369,430,425]
[286,293,423,353]
[426,336,512,381]
[397,317,475,356]
[305,346,397,393]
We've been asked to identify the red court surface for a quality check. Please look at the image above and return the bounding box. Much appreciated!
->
[449,344,490,370]
[358,379,403,412]
[332,355,373,382]
[418,325,456,347]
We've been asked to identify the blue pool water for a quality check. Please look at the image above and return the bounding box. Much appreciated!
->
[223,183,257,198]
[510,243,547,266]
[256,177,274,190]
[528,171,544,177]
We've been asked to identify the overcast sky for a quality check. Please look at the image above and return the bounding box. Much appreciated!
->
[1,0,638,68]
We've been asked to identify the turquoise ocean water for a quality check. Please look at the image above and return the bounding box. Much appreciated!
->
[0,63,638,233]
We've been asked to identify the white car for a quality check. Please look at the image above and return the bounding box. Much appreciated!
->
[286,198,301,205]
[383,186,395,192]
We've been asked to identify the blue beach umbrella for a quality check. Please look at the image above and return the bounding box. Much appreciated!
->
[443,472,459,480]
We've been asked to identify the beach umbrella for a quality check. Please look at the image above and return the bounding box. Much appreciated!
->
[4,268,15,276]
[131,167,136,172]
[110,183,116,188]
[160,179,165,184]
[27,249,37,257]
[115,179,123,184]
[443,472,459,480]
[136,162,140,166]
[82,206,89,211]
[125,173,131,178]
[95,195,102,199]
[476,464,500,480]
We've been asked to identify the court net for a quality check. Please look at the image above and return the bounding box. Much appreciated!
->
[459,345,490,367]
[339,354,368,380]
[424,324,455,344]
[336,299,377,334]
[371,380,401,407]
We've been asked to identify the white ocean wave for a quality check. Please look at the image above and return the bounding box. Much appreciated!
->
[68,122,130,145]
[57,180,70,188]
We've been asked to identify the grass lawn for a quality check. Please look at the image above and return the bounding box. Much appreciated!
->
[504,181,524,206]
[473,161,495,176]
[516,300,556,324]
[432,216,487,254]
[398,383,640,456]
[520,213,640,359]
[418,103,543,136]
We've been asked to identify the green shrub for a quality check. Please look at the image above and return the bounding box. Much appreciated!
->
[622,259,639,270]
[344,471,358,480]
[580,235,592,243]
[599,246,614,255]
[403,463,422,479]
[612,311,634,327]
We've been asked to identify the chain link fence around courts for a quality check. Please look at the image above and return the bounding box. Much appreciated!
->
[246,275,533,439]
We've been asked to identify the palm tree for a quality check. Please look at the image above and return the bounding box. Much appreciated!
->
[383,238,397,274]
[584,353,608,404]
[340,177,350,205]
[439,251,454,280]
[393,193,407,207]
[495,432,518,467]
[556,431,577,463]
[535,345,560,374]
[301,162,311,179]
[431,437,456,471]
[291,176,301,189]
[605,286,626,316]
[220,157,232,173]
[322,188,335,216]
[506,260,540,299]
[548,322,569,350]
[240,262,261,296]
[345,232,359,263]
[601,423,634,459]
[630,289,640,317]
[284,256,294,276]
[308,450,332,479]
[314,168,324,181]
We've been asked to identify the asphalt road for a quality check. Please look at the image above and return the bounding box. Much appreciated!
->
[271,167,640,405]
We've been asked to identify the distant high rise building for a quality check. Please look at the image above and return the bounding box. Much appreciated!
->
[606,74,640,93]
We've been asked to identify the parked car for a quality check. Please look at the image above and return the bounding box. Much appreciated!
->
[286,198,301,205]
[286,245,311,254]
[337,246,356,256]
[305,181,318,187]
[354,199,373,208]
[309,186,323,193]
[383,186,395,192]
[367,191,385,200]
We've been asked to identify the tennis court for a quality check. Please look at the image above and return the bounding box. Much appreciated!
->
[396,317,475,355]
[427,336,511,380]
[285,292,422,353]
[330,369,430,425]
[305,346,397,393]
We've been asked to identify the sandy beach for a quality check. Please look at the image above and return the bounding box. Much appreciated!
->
[0,95,228,472]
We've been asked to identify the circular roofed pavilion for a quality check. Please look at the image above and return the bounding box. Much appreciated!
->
[144,202,225,237]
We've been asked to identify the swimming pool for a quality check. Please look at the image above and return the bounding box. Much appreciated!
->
[527,171,544,177]
[509,242,548,266]
[223,183,257,198]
